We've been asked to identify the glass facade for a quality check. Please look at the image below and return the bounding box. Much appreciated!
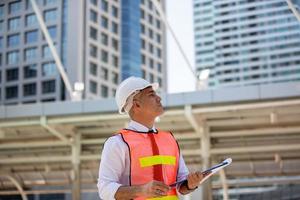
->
[9,1,21,15]
[24,64,37,78]
[26,14,38,27]
[44,9,57,22]
[7,51,19,65]
[25,30,38,44]
[6,85,18,99]
[121,0,142,80]
[24,47,37,62]
[8,17,20,31]
[42,62,56,76]
[7,34,20,47]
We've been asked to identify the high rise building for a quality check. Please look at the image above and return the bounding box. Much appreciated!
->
[0,0,166,105]
[194,0,300,89]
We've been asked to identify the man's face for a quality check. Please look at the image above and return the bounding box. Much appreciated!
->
[133,86,164,117]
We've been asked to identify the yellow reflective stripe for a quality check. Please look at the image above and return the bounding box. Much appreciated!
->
[139,155,176,167]
[147,195,178,200]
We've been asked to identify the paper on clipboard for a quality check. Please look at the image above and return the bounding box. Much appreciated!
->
[169,158,232,188]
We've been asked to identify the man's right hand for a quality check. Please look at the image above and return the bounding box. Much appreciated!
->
[140,180,170,197]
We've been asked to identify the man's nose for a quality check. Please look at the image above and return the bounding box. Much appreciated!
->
[156,95,161,102]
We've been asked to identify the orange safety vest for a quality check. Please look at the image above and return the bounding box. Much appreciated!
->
[119,129,180,200]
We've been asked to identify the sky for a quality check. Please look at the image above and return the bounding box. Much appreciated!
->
[166,0,196,93]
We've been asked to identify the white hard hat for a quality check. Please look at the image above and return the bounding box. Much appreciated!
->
[115,76,158,114]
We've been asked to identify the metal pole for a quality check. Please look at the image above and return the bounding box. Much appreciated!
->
[151,0,198,81]
[2,175,28,200]
[201,124,212,200]
[219,169,229,200]
[285,0,300,22]
[71,133,81,200]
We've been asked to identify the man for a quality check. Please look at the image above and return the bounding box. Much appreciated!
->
[98,77,207,199]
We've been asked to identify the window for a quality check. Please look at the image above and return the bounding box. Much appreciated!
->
[8,17,20,31]
[112,22,118,34]
[101,85,108,97]
[149,58,154,68]
[24,64,37,78]
[7,34,20,47]
[156,19,161,29]
[26,14,37,27]
[90,27,98,40]
[89,81,97,94]
[0,21,3,33]
[9,1,21,15]
[150,73,154,83]
[141,9,145,19]
[42,80,56,94]
[101,67,108,80]
[7,51,19,65]
[6,86,18,99]
[101,50,108,63]
[149,0,153,10]
[90,62,97,76]
[157,48,161,58]
[157,62,162,72]
[42,62,56,76]
[23,83,36,96]
[90,0,97,6]
[101,0,108,12]
[90,44,97,58]
[112,38,118,51]
[141,25,145,34]
[45,0,57,5]
[44,9,57,22]
[149,29,153,39]
[141,39,145,49]
[158,77,162,87]
[41,98,55,102]
[148,14,153,25]
[149,44,153,54]
[48,26,57,38]
[101,16,108,28]
[0,5,4,18]
[6,68,19,81]
[90,10,97,23]
[25,30,38,44]
[112,6,118,18]
[43,45,52,58]
[112,55,118,68]
[0,37,2,49]
[24,47,37,62]
[142,69,146,79]
[101,32,108,45]
[156,34,161,43]
[112,72,118,84]
[142,54,146,64]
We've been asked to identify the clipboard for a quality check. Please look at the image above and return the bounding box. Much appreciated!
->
[169,158,232,188]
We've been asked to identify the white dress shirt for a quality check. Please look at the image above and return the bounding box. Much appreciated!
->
[97,120,189,200]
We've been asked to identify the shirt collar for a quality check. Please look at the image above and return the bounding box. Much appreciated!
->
[127,120,156,132]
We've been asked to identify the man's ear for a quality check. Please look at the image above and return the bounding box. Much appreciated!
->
[133,99,141,108]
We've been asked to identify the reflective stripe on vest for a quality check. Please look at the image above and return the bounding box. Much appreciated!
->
[140,155,176,167]
[147,195,178,200]
[119,129,180,200]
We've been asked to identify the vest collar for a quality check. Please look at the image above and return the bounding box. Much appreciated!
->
[127,120,157,133]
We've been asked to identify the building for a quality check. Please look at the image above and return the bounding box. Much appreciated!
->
[194,0,300,89]
[0,0,167,105]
